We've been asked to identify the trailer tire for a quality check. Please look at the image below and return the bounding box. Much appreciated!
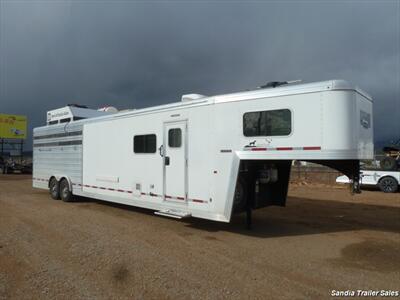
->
[49,178,60,200]
[380,157,397,171]
[378,177,398,193]
[60,179,73,202]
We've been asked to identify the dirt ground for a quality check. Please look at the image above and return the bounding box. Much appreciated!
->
[0,175,399,299]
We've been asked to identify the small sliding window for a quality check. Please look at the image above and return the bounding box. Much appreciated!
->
[133,134,157,153]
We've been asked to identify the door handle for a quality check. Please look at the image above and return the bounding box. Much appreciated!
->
[165,156,170,166]
[159,145,164,157]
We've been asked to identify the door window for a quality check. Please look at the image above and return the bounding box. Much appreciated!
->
[168,128,182,148]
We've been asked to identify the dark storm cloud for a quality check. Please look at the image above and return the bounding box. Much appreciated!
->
[0,1,399,149]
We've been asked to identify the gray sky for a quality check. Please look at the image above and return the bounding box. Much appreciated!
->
[1,0,399,149]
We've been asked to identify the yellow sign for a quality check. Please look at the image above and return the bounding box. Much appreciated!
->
[0,114,27,139]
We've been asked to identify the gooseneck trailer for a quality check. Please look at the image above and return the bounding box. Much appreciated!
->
[33,80,374,224]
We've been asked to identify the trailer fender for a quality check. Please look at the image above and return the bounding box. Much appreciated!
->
[52,175,73,192]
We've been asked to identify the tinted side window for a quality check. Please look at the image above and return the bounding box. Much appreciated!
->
[168,128,182,148]
[134,134,157,153]
[243,109,291,136]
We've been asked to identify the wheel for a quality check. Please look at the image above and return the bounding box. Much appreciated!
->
[49,178,60,200]
[59,179,73,202]
[379,177,398,193]
[380,156,397,171]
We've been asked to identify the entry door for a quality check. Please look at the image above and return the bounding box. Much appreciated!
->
[163,121,187,202]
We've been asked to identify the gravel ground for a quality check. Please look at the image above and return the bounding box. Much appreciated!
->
[0,175,399,299]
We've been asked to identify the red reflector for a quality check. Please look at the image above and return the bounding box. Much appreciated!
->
[303,146,321,150]
[251,148,267,151]
[277,147,293,151]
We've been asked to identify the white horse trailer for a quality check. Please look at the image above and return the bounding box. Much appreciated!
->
[33,80,373,225]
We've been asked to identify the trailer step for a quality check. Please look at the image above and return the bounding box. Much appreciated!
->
[154,209,191,219]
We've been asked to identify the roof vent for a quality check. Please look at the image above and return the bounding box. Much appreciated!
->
[181,94,206,102]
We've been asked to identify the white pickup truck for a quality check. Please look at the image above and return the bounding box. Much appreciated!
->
[337,170,400,193]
